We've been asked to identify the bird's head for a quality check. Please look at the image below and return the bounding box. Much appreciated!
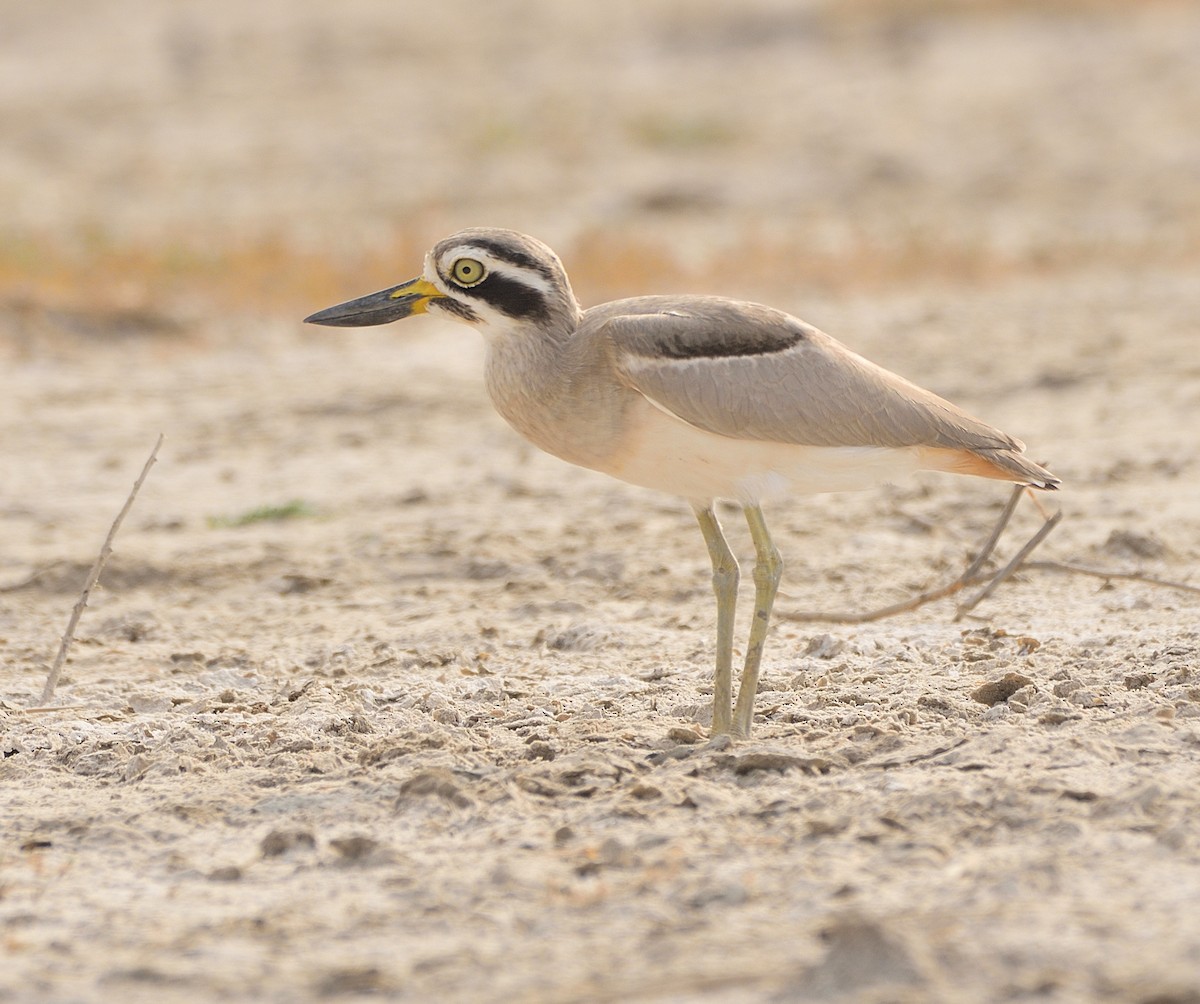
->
[305,228,581,339]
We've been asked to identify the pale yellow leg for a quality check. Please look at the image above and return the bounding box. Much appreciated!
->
[731,503,783,737]
[692,504,739,735]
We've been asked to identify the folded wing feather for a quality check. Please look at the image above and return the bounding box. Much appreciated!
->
[597,299,1058,489]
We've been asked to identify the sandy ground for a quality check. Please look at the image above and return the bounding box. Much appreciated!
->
[3,2,1200,1002]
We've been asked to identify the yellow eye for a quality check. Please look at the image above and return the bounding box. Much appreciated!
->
[451,258,486,286]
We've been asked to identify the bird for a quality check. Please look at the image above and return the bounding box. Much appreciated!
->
[305,227,1059,737]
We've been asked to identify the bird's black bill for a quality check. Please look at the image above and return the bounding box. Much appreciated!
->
[304,278,440,327]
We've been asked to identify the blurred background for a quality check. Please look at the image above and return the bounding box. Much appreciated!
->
[2,0,1197,323]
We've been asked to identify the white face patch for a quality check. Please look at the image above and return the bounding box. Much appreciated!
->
[419,233,581,336]
[422,252,445,292]
[417,246,541,335]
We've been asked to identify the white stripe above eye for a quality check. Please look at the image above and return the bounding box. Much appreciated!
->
[440,246,559,298]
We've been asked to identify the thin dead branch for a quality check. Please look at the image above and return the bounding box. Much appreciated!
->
[953,509,1063,620]
[961,484,1025,582]
[780,484,1028,624]
[783,477,1200,626]
[37,434,164,705]
[1022,560,1200,597]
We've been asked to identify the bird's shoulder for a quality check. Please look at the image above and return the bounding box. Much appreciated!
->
[581,295,824,362]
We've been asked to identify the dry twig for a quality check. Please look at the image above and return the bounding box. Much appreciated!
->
[780,484,1031,624]
[37,434,164,705]
[954,509,1063,620]
[1022,559,1200,596]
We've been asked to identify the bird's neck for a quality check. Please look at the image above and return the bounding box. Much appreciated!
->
[482,312,615,470]
[483,317,573,418]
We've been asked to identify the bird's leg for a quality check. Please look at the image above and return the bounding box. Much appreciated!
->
[731,504,783,737]
[692,504,739,735]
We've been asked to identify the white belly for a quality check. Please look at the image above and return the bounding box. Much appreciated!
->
[601,399,921,504]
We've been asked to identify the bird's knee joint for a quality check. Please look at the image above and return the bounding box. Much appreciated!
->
[712,562,739,594]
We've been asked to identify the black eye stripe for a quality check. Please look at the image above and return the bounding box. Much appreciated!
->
[458,273,550,321]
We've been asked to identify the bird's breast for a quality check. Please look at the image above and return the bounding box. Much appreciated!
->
[482,341,632,473]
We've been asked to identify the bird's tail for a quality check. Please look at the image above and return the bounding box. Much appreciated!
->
[917,446,1060,490]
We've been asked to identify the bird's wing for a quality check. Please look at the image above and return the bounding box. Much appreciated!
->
[597,298,1057,486]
